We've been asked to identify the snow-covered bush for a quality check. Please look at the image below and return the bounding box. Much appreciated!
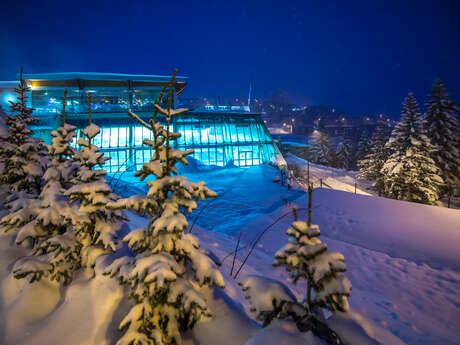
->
[274,221,351,314]
[104,89,224,345]
[240,275,300,326]
[240,275,344,344]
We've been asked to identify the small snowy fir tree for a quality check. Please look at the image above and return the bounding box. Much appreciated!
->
[357,121,390,195]
[424,79,460,197]
[11,122,83,284]
[65,122,123,270]
[309,131,334,167]
[274,221,351,314]
[382,93,443,204]
[104,79,224,345]
[334,139,352,170]
[0,72,47,196]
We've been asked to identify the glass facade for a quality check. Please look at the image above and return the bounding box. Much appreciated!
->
[1,73,278,173]
[173,113,276,167]
[30,89,166,116]
[71,112,277,172]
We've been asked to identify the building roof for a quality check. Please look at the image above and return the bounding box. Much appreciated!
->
[18,72,188,95]
[22,72,187,83]
[0,81,19,88]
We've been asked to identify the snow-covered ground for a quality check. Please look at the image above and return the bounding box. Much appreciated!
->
[184,164,460,345]
[1,163,459,345]
[283,153,374,195]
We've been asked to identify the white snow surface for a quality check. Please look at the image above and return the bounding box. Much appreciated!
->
[1,164,459,344]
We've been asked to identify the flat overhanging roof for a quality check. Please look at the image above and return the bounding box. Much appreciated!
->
[0,81,19,88]
[22,72,187,82]
[19,72,188,95]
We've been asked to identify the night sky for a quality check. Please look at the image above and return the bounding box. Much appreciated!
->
[1,0,459,118]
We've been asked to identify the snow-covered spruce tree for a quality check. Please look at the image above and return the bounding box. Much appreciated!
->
[381,93,443,204]
[357,121,390,195]
[274,220,351,314]
[309,131,334,167]
[355,130,370,163]
[424,79,460,197]
[335,139,352,170]
[0,72,47,196]
[104,77,224,345]
[65,120,123,270]
[12,120,84,284]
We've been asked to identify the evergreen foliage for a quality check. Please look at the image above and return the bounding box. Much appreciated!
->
[335,139,352,170]
[0,75,47,196]
[382,93,443,204]
[424,79,460,197]
[357,121,390,195]
[309,131,334,167]
[355,130,370,164]
[65,123,123,268]
[104,81,224,345]
[274,221,352,314]
[3,123,82,284]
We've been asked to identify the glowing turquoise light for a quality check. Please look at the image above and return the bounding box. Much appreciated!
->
[71,113,277,173]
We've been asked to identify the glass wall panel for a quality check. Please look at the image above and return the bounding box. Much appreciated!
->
[237,126,245,143]
[229,124,238,143]
[101,128,110,148]
[216,148,224,166]
[110,128,118,147]
[183,124,193,145]
[215,123,224,144]
[92,132,102,148]
[118,127,129,147]
[200,126,209,145]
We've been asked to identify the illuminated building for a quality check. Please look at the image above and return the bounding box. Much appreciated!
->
[0,73,279,172]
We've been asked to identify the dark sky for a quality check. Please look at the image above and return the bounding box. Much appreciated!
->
[1,0,459,118]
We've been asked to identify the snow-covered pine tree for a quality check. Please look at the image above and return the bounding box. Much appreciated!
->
[104,73,224,345]
[335,139,352,170]
[424,79,460,197]
[12,122,83,284]
[381,93,443,204]
[355,130,370,163]
[309,131,334,167]
[0,70,47,196]
[65,115,123,270]
[274,220,352,314]
[357,121,390,195]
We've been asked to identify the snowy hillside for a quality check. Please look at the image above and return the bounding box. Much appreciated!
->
[178,165,460,345]
[1,164,459,345]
